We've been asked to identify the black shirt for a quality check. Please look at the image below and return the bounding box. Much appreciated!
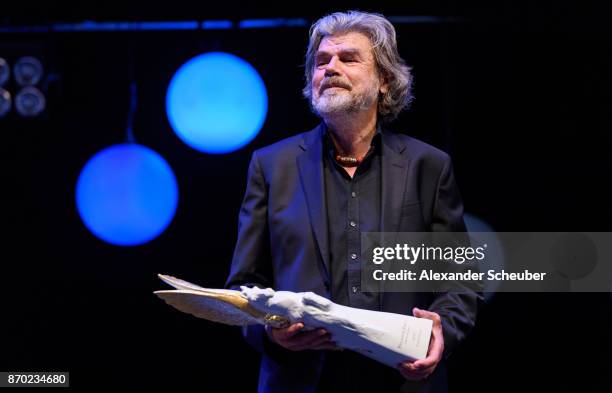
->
[318,127,406,392]
[323,127,382,310]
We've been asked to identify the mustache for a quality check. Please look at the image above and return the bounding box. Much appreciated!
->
[320,78,352,92]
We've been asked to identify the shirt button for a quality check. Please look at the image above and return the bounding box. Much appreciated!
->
[350,253,358,260]
[349,221,357,228]
[352,286,359,293]
[351,191,356,198]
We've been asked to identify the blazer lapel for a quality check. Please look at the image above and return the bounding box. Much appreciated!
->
[297,124,331,280]
[380,130,409,233]
[378,130,410,300]
[296,126,410,291]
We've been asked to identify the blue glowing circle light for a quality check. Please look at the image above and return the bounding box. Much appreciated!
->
[76,144,179,246]
[166,52,268,153]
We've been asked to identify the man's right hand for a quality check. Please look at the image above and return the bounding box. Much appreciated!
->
[266,323,338,351]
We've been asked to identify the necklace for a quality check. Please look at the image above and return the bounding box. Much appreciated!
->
[329,132,373,167]
[334,154,364,167]
[334,145,373,167]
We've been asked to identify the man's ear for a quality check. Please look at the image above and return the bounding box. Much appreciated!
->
[379,73,389,94]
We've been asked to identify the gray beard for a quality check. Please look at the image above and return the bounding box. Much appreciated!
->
[312,88,377,117]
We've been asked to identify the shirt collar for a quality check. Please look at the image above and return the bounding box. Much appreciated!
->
[322,122,383,153]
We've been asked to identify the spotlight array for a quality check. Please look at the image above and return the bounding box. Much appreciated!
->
[0,56,46,118]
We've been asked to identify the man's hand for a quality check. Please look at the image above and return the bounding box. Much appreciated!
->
[397,307,444,381]
[266,323,339,351]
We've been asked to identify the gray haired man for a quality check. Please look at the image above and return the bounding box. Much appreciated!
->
[226,10,481,393]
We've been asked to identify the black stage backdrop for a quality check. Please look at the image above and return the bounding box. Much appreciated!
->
[2,1,611,391]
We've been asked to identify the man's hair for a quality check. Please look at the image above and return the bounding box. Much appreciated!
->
[303,10,413,122]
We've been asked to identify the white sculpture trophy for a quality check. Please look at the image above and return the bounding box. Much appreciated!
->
[155,274,433,368]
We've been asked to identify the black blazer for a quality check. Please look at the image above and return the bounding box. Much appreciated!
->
[226,124,481,393]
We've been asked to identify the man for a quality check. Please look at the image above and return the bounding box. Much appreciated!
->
[226,10,481,393]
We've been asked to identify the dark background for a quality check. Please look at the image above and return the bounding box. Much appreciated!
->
[2,1,611,391]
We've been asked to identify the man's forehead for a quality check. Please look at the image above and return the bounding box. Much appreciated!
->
[317,31,373,53]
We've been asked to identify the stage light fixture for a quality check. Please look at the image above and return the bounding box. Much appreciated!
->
[0,57,9,86]
[166,52,268,154]
[14,56,43,86]
[76,143,179,246]
[15,86,45,117]
[0,88,11,117]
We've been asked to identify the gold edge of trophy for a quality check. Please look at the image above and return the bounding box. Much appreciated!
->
[155,288,290,327]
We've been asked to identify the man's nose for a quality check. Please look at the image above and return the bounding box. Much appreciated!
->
[324,56,341,77]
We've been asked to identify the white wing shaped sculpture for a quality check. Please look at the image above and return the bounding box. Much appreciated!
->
[155,274,432,367]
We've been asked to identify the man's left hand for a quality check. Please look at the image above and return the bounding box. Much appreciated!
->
[397,307,444,381]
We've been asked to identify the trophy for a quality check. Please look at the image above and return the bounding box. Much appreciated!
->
[154,274,432,368]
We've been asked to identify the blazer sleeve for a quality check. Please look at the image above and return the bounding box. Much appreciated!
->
[428,157,484,359]
[225,150,273,353]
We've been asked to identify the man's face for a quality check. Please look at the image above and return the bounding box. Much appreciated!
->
[311,31,388,117]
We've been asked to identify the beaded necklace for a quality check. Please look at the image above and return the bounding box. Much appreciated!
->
[334,153,365,167]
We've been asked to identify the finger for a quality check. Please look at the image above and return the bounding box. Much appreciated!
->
[298,333,332,350]
[401,367,431,378]
[283,323,305,338]
[398,366,428,381]
[288,337,331,351]
[290,334,331,350]
[406,360,436,374]
[412,338,442,370]
[411,309,444,370]
[412,353,437,370]
[274,323,304,342]
[413,337,443,369]
[310,341,340,351]
[398,363,433,380]
[428,335,444,360]
[398,360,431,373]
[405,369,433,380]
[286,329,329,349]
[292,328,328,343]
[399,360,429,373]
[283,329,327,344]
[398,360,416,371]
[412,308,442,325]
